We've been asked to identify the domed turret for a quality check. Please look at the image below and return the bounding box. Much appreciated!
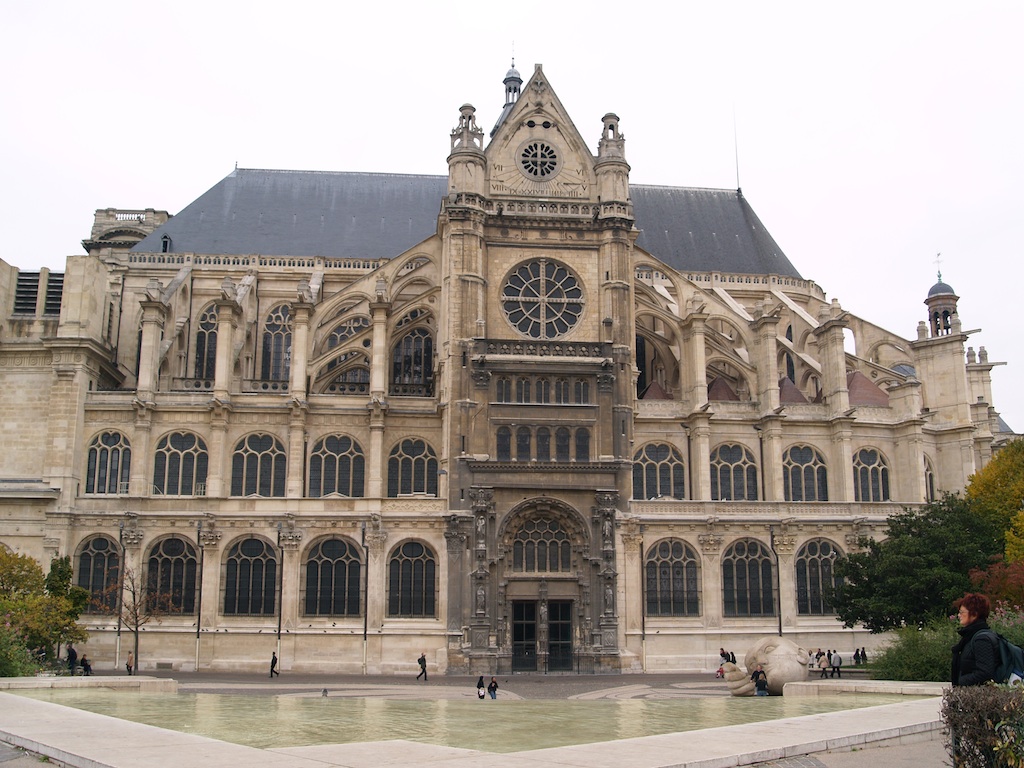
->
[924,270,959,337]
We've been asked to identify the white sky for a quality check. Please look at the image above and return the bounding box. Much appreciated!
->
[2,1,1021,431]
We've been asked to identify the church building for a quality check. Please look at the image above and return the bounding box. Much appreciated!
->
[0,64,1013,674]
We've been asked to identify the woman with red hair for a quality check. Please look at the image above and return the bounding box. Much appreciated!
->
[951,593,998,686]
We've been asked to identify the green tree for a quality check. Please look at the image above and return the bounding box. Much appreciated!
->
[0,550,45,598]
[967,438,1024,554]
[832,494,1002,632]
[44,556,89,615]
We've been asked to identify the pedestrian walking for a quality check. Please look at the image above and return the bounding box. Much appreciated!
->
[476,675,486,699]
[270,651,280,678]
[487,677,499,699]
[67,645,78,675]
[125,651,134,676]
[830,652,843,678]
[416,652,428,681]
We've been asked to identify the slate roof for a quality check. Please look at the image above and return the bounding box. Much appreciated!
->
[133,168,803,278]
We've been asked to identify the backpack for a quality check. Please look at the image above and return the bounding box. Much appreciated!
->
[977,629,1024,685]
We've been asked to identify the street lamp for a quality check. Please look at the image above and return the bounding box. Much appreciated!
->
[115,519,125,669]
[194,519,205,671]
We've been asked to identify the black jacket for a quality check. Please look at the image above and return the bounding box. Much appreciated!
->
[952,619,998,686]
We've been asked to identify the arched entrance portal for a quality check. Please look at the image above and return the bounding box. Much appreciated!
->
[496,499,597,673]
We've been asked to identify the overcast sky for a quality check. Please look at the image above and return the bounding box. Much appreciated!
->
[3,1,1021,431]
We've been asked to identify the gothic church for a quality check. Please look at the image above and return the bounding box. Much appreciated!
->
[0,64,1013,674]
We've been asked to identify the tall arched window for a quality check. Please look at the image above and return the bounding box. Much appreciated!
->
[645,539,700,616]
[391,328,433,396]
[194,305,218,380]
[853,448,890,502]
[496,377,512,403]
[575,428,590,461]
[224,538,277,615]
[308,435,365,498]
[536,427,551,462]
[516,427,531,462]
[496,427,512,461]
[153,432,209,496]
[632,443,686,500]
[260,305,292,382]
[512,518,571,572]
[387,439,438,496]
[796,538,842,615]
[230,434,287,497]
[85,431,131,495]
[535,378,551,403]
[77,536,120,613]
[722,538,775,616]
[710,444,758,501]
[324,317,370,368]
[783,445,828,502]
[555,378,570,404]
[574,379,590,404]
[555,427,571,462]
[147,537,198,614]
[387,541,436,617]
[304,538,361,616]
[515,377,531,403]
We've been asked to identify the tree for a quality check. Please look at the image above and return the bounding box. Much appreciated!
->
[969,559,1024,608]
[967,438,1024,554]
[45,556,89,615]
[0,550,44,598]
[110,567,173,671]
[832,494,1003,632]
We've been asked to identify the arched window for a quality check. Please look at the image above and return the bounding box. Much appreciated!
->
[924,456,936,502]
[304,538,361,616]
[308,435,365,498]
[260,305,292,381]
[153,432,209,496]
[796,538,842,615]
[391,328,433,396]
[710,444,758,501]
[224,538,277,615]
[230,434,287,497]
[722,538,775,616]
[496,377,512,403]
[555,428,571,462]
[535,378,550,403]
[85,431,131,495]
[387,439,438,496]
[512,518,571,572]
[536,428,551,462]
[632,443,686,500]
[645,539,700,616]
[194,305,217,380]
[77,536,120,613]
[324,317,370,368]
[574,379,590,404]
[515,377,531,403]
[575,428,590,461]
[496,427,512,461]
[387,541,436,617]
[516,427,531,462]
[783,445,828,502]
[853,448,890,502]
[555,378,570,404]
[147,537,198,614]
[323,366,370,394]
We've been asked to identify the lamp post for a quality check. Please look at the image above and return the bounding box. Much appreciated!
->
[276,522,283,655]
[194,520,204,671]
[361,520,369,676]
[115,519,125,670]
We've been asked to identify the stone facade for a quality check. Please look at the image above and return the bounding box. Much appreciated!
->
[0,65,1014,675]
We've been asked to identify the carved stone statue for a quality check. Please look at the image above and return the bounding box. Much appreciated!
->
[723,636,809,696]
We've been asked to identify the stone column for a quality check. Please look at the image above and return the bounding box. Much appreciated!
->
[364,516,388,673]
[688,413,712,501]
[681,302,709,410]
[205,401,231,498]
[286,400,307,498]
[196,522,223,669]
[750,304,781,414]
[366,296,391,498]
[698,521,724,632]
[758,415,785,501]
[128,402,153,497]
[829,418,855,502]
[618,518,644,661]
[213,299,241,399]
[278,519,303,639]
[288,302,314,397]
[137,299,168,400]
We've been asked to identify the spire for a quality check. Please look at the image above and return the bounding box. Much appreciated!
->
[491,60,523,137]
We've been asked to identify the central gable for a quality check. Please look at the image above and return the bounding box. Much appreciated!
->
[485,65,597,202]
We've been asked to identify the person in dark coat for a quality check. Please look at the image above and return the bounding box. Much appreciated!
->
[476,675,486,699]
[66,645,78,675]
[270,651,279,678]
[487,677,499,699]
[951,592,998,686]
[416,652,428,681]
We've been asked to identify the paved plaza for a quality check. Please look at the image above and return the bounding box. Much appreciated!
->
[0,672,950,767]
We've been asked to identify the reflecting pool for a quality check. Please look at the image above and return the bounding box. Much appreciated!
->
[14,690,927,753]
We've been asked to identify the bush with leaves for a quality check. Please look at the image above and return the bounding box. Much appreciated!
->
[942,684,1024,767]
[0,614,38,677]
[870,620,958,681]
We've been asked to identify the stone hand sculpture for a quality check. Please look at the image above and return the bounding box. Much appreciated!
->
[724,636,810,696]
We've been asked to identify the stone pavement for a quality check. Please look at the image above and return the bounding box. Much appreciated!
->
[0,672,950,767]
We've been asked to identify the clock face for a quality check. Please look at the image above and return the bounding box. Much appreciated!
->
[490,137,589,198]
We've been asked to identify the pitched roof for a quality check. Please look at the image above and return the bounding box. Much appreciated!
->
[133,169,803,278]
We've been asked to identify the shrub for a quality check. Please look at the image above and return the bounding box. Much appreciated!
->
[942,684,1024,767]
[991,603,1024,649]
[0,615,39,677]
[870,620,958,681]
